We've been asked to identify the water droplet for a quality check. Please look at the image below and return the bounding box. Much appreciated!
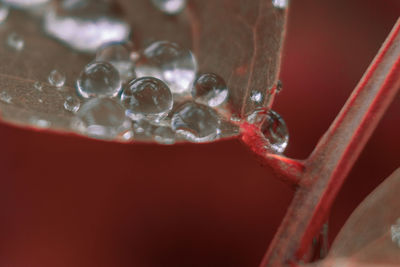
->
[1,0,49,9]
[0,4,10,24]
[391,218,400,248]
[34,81,43,91]
[43,1,130,53]
[132,119,153,135]
[73,98,130,140]
[192,73,228,107]
[38,98,43,103]
[76,61,121,98]
[48,70,66,88]
[121,77,173,122]
[7,32,24,51]
[96,42,136,81]
[0,91,12,104]
[230,114,241,122]
[250,90,263,104]
[272,0,288,9]
[153,125,175,144]
[259,109,289,153]
[171,102,221,142]
[135,41,197,94]
[64,95,80,113]
[29,117,51,128]
[151,0,186,15]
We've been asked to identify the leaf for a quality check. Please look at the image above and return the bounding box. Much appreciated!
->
[0,0,286,139]
[308,168,400,267]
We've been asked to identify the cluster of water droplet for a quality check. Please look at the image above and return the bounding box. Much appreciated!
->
[0,0,290,153]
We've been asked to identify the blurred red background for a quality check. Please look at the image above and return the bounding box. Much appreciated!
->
[0,0,399,266]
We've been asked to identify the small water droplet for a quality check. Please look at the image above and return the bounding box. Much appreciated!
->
[29,117,51,128]
[2,0,49,9]
[192,73,228,107]
[230,114,241,122]
[73,98,130,140]
[132,119,153,135]
[153,125,175,144]
[135,41,197,94]
[121,129,134,141]
[34,81,43,91]
[121,77,173,122]
[96,42,136,81]
[48,70,66,87]
[43,1,130,53]
[260,109,288,153]
[64,95,80,113]
[391,218,400,248]
[250,90,263,103]
[38,98,43,103]
[171,102,221,143]
[0,4,10,24]
[151,0,186,15]
[0,91,12,104]
[272,0,288,9]
[76,61,121,98]
[7,32,24,51]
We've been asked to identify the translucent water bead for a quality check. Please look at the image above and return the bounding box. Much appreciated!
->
[0,4,9,24]
[73,98,130,140]
[48,69,66,88]
[7,32,24,51]
[135,41,197,94]
[272,0,288,9]
[76,61,122,98]
[120,77,173,122]
[192,73,229,107]
[171,102,221,142]
[151,0,186,15]
[247,108,289,153]
[153,125,175,144]
[43,0,130,53]
[96,42,136,81]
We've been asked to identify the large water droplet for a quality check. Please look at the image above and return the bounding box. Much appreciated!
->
[391,218,400,248]
[246,108,288,153]
[7,32,24,51]
[121,77,173,122]
[73,98,130,140]
[64,95,80,113]
[135,41,197,94]
[171,102,221,142]
[151,0,186,15]
[76,61,122,98]
[0,4,10,24]
[192,73,229,107]
[96,42,136,81]
[153,125,175,144]
[48,69,66,88]
[0,91,12,104]
[1,0,49,9]
[250,90,263,104]
[43,1,130,53]
[272,0,288,9]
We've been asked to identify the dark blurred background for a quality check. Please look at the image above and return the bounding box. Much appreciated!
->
[0,0,399,266]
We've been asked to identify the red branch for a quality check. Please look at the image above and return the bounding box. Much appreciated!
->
[252,18,400,266]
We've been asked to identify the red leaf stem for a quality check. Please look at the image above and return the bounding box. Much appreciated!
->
[258,18,400,266]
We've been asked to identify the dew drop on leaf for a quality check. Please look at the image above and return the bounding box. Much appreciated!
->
[43,0,130,53]
[76,61,122,98]
[33,81,43,91]
[272,0,288,9]
[171,101,221,143]
[150,0,186,15]
[63,95,80,113]
[391,218,400,248]
[0,91,12,104]
[0,4,9,24]
[73,98,131,140]
[121,77,173,122]
[260,110,288,153]
[7,32,24,51]
[192,73,229,107]
[135,41,197,95]
[48,69,66,88]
